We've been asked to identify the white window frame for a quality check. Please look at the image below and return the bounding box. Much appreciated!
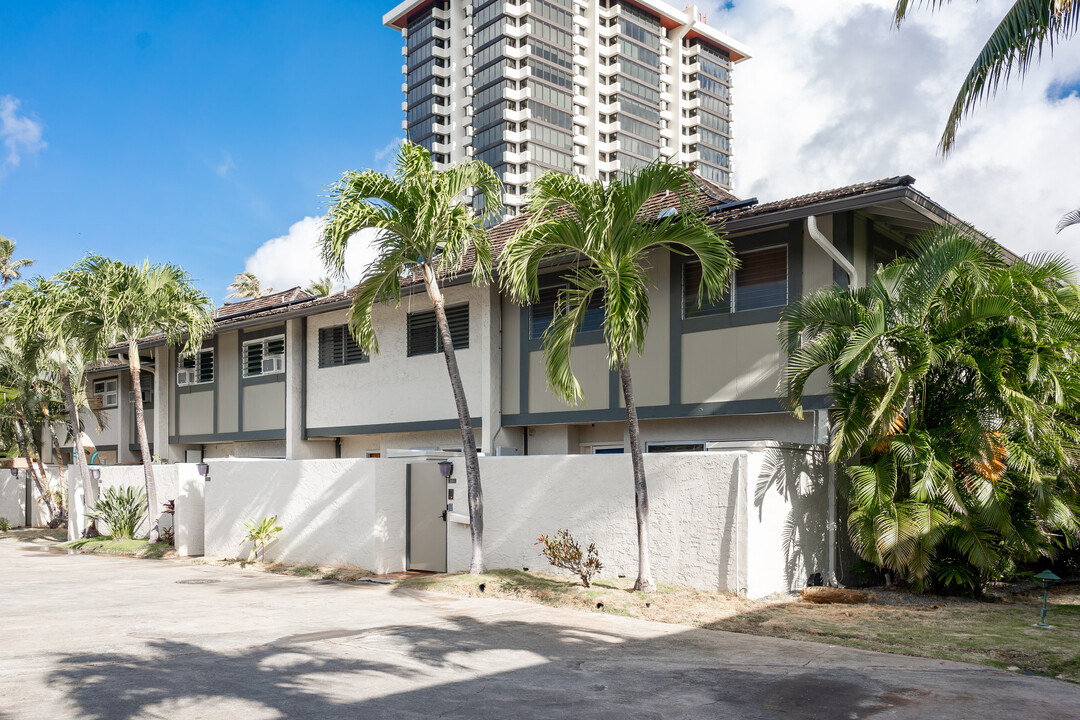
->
[242,335,286,378]
[178,348,215,386]
[92,378,119,409]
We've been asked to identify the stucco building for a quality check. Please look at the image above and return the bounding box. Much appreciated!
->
[56,174,982,467]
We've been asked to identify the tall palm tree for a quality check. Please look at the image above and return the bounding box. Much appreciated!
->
[65,256,215,542]
[500,164,735,592]
[305,276,334,297]
[780,227,1080,586]
[226,271,272,300]
[0,235,33,290]
[1056,208,1079,233]
[319,141,501,574]
[895,0,1080,154]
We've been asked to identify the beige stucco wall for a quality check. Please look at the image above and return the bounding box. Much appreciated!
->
[500,294,521,416]
[622,249,670,408]
[202,458,407,573]
[178,390,214,436]
[242,382,285,432]
[217,331,240,434]
[340,428,481,458]
[681,322,780,404]
[305,284,487,431]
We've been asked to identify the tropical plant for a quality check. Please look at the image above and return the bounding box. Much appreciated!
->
[501,163,734,592]
[536,529,603,587]
[242,515,283,562]
[0,517,11,531]
[305,276,334,297]
[63,256,215,543]
[0,235,33,290]
[319,141,502,574]
[86,485,148,540]
[226,271,272,300]
[779,226,1080,589]
[1057,208,1080,234]
[895,0,1080,154]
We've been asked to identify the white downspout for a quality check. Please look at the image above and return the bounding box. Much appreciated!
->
[807,216,854,588]
[808,215,859,289]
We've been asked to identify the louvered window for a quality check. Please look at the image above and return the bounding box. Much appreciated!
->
[530,281,605,339]
[243,335,286,377]
[683,245,788,318]
[407,303,469,356]
[318,325,368,368]
[180,348,215,384]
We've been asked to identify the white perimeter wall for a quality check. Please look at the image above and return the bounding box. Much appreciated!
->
[201,459,407,574]
[0,467,64,528]
[66,464,179,539]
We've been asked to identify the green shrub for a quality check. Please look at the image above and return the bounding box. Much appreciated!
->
[242,515,283,562]
[536,529,603,587]
[86,486,147,540]
[0,517,11,532]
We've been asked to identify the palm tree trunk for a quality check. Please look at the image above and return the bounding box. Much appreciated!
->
[128,348,159,543]
[618,349,655,593]
[13,418,61,527]
[424,266,484,574]
[29,428,59,523]
[59,366,98,537]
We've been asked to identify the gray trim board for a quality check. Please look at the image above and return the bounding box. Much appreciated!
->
[307,417,483,438]
[405,464,412,570]
[241,373,285,386]
[240,325,287,341]
[169,429,285,444]
[501,394,830,427]
[300,316,308,442]
[609,369,620,410]
[519,305,529,415]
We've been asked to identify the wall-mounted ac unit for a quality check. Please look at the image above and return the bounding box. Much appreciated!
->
[128,389,152,403]
[495,446,518,456]
[262,355,284,374]
[176,369,196,386]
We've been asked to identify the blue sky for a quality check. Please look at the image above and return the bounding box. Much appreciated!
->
[0,1,404,300]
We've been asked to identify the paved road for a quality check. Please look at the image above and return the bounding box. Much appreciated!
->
[1,536,1077,720]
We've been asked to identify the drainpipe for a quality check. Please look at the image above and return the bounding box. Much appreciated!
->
[807,216,853,588]
[808,216,859,289]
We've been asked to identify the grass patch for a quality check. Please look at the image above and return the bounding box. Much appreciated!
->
[61,536,175,559]
[399,570,1080,683]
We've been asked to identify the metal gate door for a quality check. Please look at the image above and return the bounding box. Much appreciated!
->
[407,463,447,572]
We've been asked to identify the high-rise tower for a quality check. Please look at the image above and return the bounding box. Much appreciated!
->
[384,0,751,215]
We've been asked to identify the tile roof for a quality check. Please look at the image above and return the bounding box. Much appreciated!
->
[121,174,963,347]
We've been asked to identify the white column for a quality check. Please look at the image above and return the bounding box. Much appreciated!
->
[153,346,175,461]
[480,284,502,455]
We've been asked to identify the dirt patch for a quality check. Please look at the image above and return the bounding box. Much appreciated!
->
[0,528,67,543]
[194,557,373,583]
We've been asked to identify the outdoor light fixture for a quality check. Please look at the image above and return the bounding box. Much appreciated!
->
[90,469,100,481]
[197,463,209,477]
[1034,569,1061,628]
[9,468,17,477]
[438,460,454,480]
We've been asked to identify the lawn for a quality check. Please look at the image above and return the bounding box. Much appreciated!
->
[399,569,1080,682]
[61,536,175,558]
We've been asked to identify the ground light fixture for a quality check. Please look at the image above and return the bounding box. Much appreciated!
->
[1034,569,1061,628]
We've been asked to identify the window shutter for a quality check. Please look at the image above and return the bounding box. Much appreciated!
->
[443,304,470,350]
[318,326,341,368]
[266,337,285,356]
[407,311,438,356]
[530,285,561,339]
[683,258,730,318]
[197,349,215,383]
[245,342,264,376]
[342,328,366,365]
[734,246,787,311]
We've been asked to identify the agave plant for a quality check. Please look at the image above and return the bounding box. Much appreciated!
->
[86,486,148,540]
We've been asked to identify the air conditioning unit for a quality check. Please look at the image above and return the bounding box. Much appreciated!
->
[176,369,196,386]
[128,389,152,403]
[262,355,284,374]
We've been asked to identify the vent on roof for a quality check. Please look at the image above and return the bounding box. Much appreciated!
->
[657,208,677,219]
[708,198,759,213]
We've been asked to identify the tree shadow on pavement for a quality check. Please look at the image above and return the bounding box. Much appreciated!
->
[43,612,1075,720]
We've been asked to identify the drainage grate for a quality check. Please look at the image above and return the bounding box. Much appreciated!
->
[175,579,221,585]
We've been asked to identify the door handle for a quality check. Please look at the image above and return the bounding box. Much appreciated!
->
[440,510,447,521]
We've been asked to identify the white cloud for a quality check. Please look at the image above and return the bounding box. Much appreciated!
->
[216,151,235,177]
[0,95,46,176]
[699,0,1080,258]
[241,216,381,298]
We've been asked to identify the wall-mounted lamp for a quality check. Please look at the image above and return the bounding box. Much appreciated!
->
[438,459,455,483]
[197,462,210,482]
[90,469,101,481]
[10,468,18,477]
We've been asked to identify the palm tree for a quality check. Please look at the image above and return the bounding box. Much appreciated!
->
[895,0,1080,154]
[500,164,735,592]
[0,235,33,290]
[226,271,272,300]
[1056,208,1079,233]
[780,226,1080,587]
[65,256,215,542]
[319,141,501,574]
[305,277,334,296]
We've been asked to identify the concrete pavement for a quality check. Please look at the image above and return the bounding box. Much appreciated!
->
[0,535,1077,719]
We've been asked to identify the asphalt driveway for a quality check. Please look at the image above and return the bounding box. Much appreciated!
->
[0,535,1077,719]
